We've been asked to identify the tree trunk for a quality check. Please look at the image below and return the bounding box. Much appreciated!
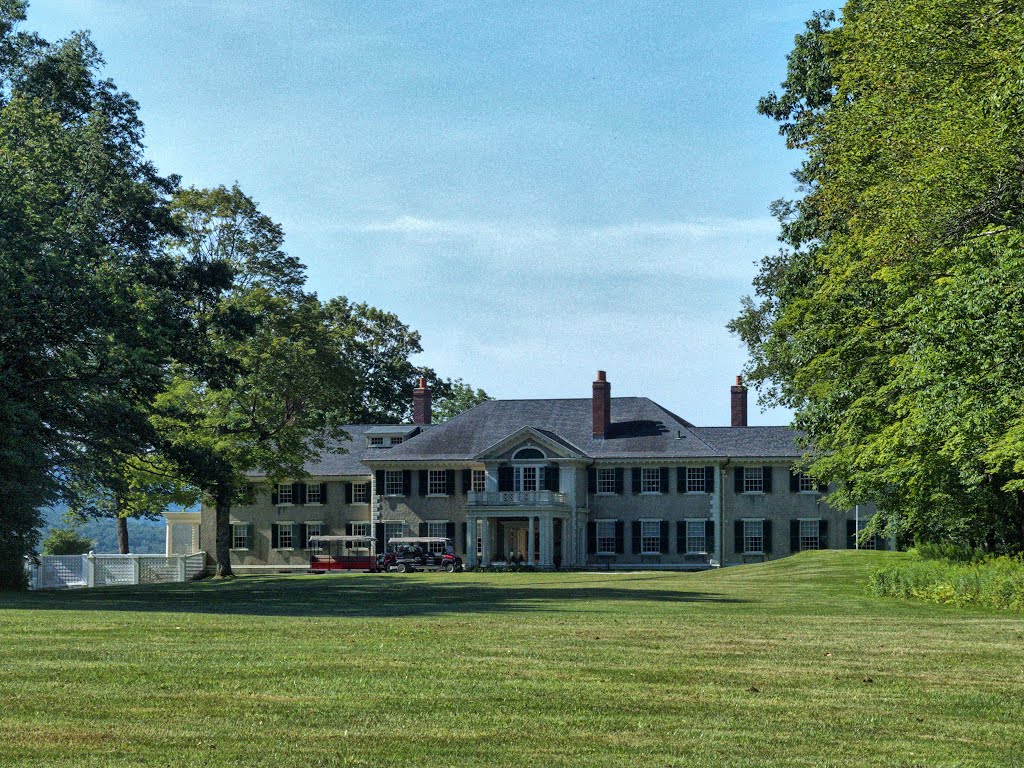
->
[116,515,130,555]
[214,483,234,577]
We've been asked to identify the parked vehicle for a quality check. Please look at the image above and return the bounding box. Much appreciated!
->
[381,537,463,573]
[308,535,379,573]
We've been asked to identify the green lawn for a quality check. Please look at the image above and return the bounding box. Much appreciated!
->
[1,552,1022,767]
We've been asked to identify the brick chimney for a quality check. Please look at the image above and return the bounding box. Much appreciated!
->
[413,376,432,425]
[592,370,611,439]
[730,375,748,427]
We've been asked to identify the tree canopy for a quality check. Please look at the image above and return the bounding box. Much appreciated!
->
[731,0,1024,550]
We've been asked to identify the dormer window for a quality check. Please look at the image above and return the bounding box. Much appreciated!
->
[390,437,403,446]
[369,436,385,447]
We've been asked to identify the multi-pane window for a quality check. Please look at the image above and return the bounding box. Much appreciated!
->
[596,520,616,554]
[231,523,248,550]
[304,522,323,547]
[369,436,384,447]
[686,467,706,493]
[640,520,661,554]
[383,521,404,543]
[640,468,661,494]
[384,470,404,496]
[471,469,486,492]
[798,474,817,492]
[306,484,322,504]
[743,467,765,493]
[427,521,447,553]
[686,520,707,554]
[799,519,820,550]
[427,469,448,495]
[352,483,368,503]
[277,523,294,549]
[350,522,369,538]
[597,468,616,494]
[517,466,541,492]
[276,483,293,504]
[855,519,878,550]
[390,436,403,445]
[743,519,764,553]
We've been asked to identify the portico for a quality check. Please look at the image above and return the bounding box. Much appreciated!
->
[465,509,571,569]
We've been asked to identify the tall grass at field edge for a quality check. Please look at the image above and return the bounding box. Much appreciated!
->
[870,553,1024,611]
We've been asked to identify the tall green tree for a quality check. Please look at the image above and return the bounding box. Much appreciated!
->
[432,378,490,422]
[731,1,1024,550]
[0,3,193,588]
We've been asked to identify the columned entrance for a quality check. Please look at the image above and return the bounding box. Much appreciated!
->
[464,510,570,569]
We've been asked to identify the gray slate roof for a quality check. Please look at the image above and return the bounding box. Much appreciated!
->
[375,397,802,462]
[247,425,412,478]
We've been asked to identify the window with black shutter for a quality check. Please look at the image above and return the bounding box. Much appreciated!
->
[704,466,715,493]
[614,521,625,554]
[631,521,641,554]
[631,468,642,495]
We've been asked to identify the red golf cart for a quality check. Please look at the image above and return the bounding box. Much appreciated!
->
[308,535,379,573]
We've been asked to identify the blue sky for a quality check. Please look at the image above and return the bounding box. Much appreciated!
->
[31,1,824,425]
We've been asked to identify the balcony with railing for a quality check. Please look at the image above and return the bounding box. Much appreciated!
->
[466,490,569,507]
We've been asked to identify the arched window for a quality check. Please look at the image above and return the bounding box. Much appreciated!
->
[512,447,545,460]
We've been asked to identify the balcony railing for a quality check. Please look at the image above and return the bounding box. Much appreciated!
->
[467,490,568,507]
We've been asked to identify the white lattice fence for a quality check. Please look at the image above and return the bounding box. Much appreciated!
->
[29,552,206,589]
[139,556,178,583]
[184,553,206,579]
[35,555,87,589]
[94,556,136,587]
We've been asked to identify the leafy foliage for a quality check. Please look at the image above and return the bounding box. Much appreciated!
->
[730,0,1024,551]
[40,527,93,556]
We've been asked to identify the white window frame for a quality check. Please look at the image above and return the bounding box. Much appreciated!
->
[276,483,293,505]
[640,519,661,555]
[276,521,295,550]
[304,521,324,547]
[306,484,322,505]
[426,521,447,553]
[351,482,368,504]
[383,521,405,543]
[743,519,765,554]
[427,469,448,496]
[685,467,706,493]
[384,470,404,497]
[640,468,661,494]
[369,436,385,447]
[515,465,543,492]
[390,436,404,445]
[596,520,616,555]
[686,519,707,554]
[471,469,486,493]
[596,468,616,495]
[230,523,249,550]
[799,518,820,551]
[743,467,764,494]
[798,473,818,493]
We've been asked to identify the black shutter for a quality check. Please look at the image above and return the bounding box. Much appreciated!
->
[546,465,560,492]
[763,520,773,553]
[419,522,428,536]
[345,522,353,535]
[676,521,685,553]
[818,519,829,549]
[320,483,328,503]
[587,468,596,493]
[705,466,715,493]
[498,466,514,492]
[345,483,353,504]
[446,469,455,496]
[446,521,455,540]
[659,467,669,493]
[460,522,467,553]
[790,469,800,493]
[615,468,624,494]
[271,486,279,505]
[375,526,385,555]
[402,470,411,496]
[846,519,856,548]
[299,524,307,549]
[762,467,773,493]
[734,520,743,553]
[790,520,800,552]
[293,482,304,505]
[734,468,744,493]
[587,521,597,553]
[375,470,385,495]
[631,468,641,495]
[631,521,641,554]
[818,480,828,494]
[271,523,279,549]
[660,520,669,553]
[676,468,685,493]
[462,470,472,493]
[614,521,624,554]
[418,470,428,496]
[705,520,715,551]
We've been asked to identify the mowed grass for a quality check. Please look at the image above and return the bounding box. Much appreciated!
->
[1,552,1022,767]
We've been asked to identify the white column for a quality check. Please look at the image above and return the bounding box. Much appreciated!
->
[527,516,535,564]
[165,524,174,556]
[466,517,477,566]
[560,517,568,567]
[480,518,491,565]
[538,516,551,567]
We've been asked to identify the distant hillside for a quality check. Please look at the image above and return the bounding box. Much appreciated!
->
[39,506,169,555]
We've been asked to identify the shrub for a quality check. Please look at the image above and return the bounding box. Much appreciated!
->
[870,555,1024,611]
[41,527,94,556]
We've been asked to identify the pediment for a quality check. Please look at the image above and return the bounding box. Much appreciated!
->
[474,426,583,461]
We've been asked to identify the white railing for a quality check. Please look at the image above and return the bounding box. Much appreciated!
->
[467,490,568,507]
[27,552,207,590]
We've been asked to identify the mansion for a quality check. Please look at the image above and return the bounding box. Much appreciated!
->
[193,372,880,571]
